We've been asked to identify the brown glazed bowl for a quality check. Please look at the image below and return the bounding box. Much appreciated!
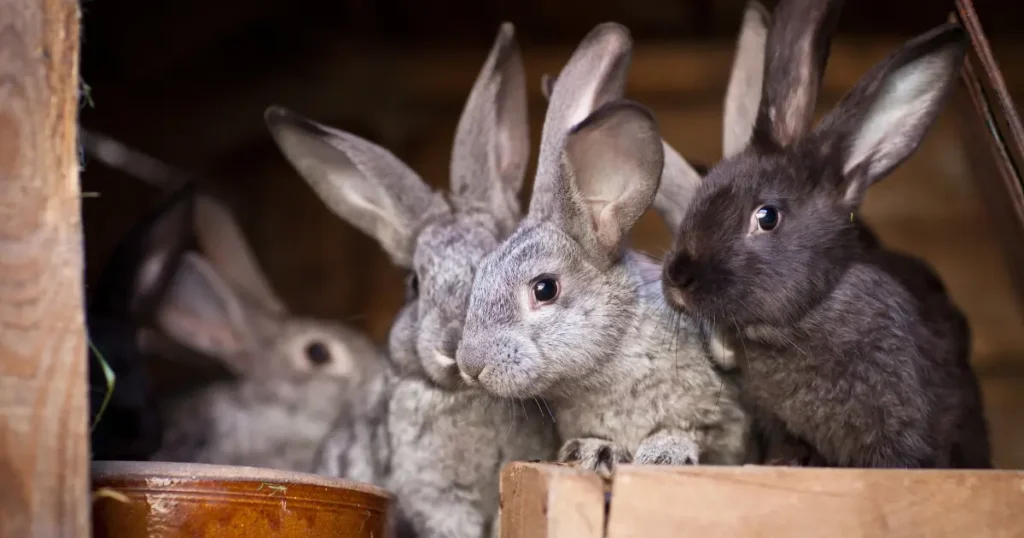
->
[91,461,392,538]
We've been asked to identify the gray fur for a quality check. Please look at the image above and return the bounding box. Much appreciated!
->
[457,71,750,473]
[723,1,771,159]
[267,22,558,538]
[663,16,991,468]
[151,195,388,472]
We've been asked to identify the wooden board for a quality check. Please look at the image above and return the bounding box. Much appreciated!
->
[500,463,606,538]
[605,465,1024,537]
[501,464,1024,537]
[0,0,88,536]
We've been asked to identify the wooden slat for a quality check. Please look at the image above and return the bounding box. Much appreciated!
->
[0,0,88,535]
[604,465,1024,538]
[500,462,606,538]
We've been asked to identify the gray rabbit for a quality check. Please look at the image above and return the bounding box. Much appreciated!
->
[661,0,990,468]
[149,193,389,472]
[455,22,750,476]
[266,23,559,538]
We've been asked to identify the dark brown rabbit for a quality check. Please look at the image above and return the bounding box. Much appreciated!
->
[660,0,990,468]
[87,179,197,461]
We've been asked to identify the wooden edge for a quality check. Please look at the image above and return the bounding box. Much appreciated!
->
[500,462,607,538]
[605,465,1024,538]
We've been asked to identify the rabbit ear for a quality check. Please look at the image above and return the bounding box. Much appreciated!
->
[449,22,530,235]
[753,0,844,148]
[651,142,704,233]
[542,70,702,235]
[723,1,770,158]
[91,180,197,321]
[540,73,556,101]
[814,23,967,206]
[531,23,633,219]
[155,253,254,363]
[265,106,441,267]
[193,194,288,316]
[550,100,664,263]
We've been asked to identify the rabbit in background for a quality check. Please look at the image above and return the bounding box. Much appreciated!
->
[454,22,750,477]
[147,193,390,472]
[267,22,558,538]
[660,0,990,468]
[86,178,197,461]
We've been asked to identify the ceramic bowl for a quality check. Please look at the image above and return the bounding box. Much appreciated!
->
[91,461,391,538]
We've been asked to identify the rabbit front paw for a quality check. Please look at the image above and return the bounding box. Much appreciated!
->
[558,437,631,477]
[634,429,700,466]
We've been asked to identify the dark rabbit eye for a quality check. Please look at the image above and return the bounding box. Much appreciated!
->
[405,272,419,300]
[531,276,560,306]
[305,341,331,366]
[754,205,780,231]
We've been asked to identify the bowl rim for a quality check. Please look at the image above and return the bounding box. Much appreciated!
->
[91,460,391,499]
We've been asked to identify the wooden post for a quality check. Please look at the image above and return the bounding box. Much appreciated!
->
[0,0,87,536]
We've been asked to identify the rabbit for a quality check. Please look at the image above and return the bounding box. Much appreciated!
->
[86,179,198,461]
[148,192,389,472]
[266,22,559,538]
[454,22,750,477]
[659,0,991,469]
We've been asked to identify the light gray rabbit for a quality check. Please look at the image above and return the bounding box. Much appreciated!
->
[266,22,559,538]
[455,22,750,477]
[149,193,389,472]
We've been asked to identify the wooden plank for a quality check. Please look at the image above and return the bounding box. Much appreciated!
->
[0,0,88,536]
[500,462,606,538]
[605,465,1024,538]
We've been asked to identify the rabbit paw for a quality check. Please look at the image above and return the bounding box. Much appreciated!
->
[634,429,700,466]
[558,438,631,477]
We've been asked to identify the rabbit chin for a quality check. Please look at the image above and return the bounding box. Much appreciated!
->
[476,363,550,399]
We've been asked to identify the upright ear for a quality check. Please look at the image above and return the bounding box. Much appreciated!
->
[532,23,633,218]
[449,22,530,235]
[554,100,664,264]
[753,0,844,148]
[542,72,703,235]
[814,23,967,206]
[91,180,197,321]
[651,142,704,233]
[265,106,442,267]
[155,253,254,363]
[193,194,288,316]
[723,1,770,158]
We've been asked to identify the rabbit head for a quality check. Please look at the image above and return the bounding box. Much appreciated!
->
[265,23,530,390]
[456,24,668,399]
[88,180,197,460]
[153,194,378,384]
[662,0,967,329]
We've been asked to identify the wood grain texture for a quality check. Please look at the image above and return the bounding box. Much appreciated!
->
[604,465,1024,538]
[0,0,87,535]
[500,462,606,538]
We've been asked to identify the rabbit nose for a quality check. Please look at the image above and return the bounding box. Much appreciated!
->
[304,341,332,365]
[456,342,486,381]
[664,252,698,292]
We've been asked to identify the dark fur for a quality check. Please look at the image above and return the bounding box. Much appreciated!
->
[662,6,990,468]
[88,181,197,461]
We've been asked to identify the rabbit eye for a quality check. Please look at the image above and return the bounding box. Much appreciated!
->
[530,276,560,306]
[754,205,780,232]
[405,272,419,300]
[305,341,332,366]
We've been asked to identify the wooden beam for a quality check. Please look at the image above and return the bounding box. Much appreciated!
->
[0,0,88,536]
[604,465,1024,538]
[500,462,606,538]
